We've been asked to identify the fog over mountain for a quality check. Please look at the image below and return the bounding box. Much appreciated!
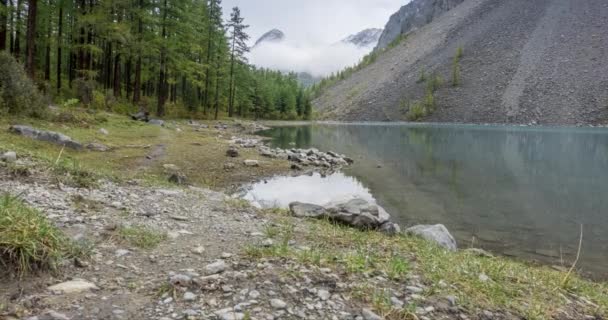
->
[223,0,405,77]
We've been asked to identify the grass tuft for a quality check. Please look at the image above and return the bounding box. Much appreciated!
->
[0,194,78,275]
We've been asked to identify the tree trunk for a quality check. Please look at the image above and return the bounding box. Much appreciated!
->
[56,5,62,92]
[203,3,215,114]
[25,0,37,79]
[0,0,7,51]
[228,36,236,117]
[44,19,50,81]
[214,57,221,120]
[8,0,13,53]
[113,52,120,97]
[125,58,131,100]
[156,0,167,117]
[14,0,21,58]
[133,56,141,103]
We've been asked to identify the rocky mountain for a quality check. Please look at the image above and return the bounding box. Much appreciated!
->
[342,28,383,48]
[376,0,465,50]
[314,0,608,125]
[253,29,285,47]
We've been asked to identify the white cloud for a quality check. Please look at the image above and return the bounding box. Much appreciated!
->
[250,41,370,77]
[221,0,407,76]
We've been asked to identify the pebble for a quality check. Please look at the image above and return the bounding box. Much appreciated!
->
[191,246,205,255]
[262,239,274,247]
[205,260,228,275]
[270,299,287,309]
[183,292,197,301]
[362,308,382,320]
[169,274,192,287]
[317,289,331,301]
[48,280,99,294]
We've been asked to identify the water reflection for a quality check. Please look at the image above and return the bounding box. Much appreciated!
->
[259,123,608,278]
[243,172,376,208]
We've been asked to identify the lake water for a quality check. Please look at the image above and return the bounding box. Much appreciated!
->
[249,123,608,279]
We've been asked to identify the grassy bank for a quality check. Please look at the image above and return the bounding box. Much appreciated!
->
[246,209,608,319]
[0,108,289,189]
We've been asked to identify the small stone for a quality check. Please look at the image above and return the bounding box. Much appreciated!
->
[221,252,233,259]
[115,249,130,257]
[86,142,110,152]
[191,246,205,255]
[479,273,490,282]
[205,260,228,275]
[99,128,109,135]
[45,311,70,320]
[317,289,331,301]
[262,239,274,247]
[270,299,287,309]
[48,280,98,294]
[183,292,197,301]
[0,151,17,163]
[391,297,404,308]
[445,295,457,306]
[243,159,259,167]
[226,147,239,158]
[406,286,423,294]
[362,308,382,320]
[249,290,261,299]
[169,274,192,287]
[214,308,244,320]
[170,215,189,221]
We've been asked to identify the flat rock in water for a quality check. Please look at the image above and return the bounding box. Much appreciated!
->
[9,125,83,150]
[289,202,326,218]
[48,279,98,294]
[405,224,457,251]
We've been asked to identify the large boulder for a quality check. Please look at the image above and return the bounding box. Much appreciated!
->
[288,198,400,234]
[9,125,83,150]
[326,198,391,229]
[405,224,457,251]
[289,202,326,218]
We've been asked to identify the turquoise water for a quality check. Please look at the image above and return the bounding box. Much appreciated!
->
[255,123,608,278]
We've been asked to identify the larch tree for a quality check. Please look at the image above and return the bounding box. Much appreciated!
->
[226,6,248,118]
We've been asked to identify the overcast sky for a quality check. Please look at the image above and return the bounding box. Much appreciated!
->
[222,0,406,45]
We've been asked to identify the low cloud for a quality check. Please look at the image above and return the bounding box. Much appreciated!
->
[249,41,371,77]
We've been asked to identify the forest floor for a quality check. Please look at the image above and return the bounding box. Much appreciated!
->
[0,109,607,320]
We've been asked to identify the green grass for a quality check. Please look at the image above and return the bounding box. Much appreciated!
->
[113,225,167,249]
[0,194,80,275]
[243,217,608,319]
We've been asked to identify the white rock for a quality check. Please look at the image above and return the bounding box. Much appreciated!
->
[214,308,244,320]
[205,260,228,275]
[0,151,17,163]
[262,239,274,247]
[317,289,331,301]
[243,159,259,167]
[362,308,382,320]
[479,273,490,282]
[115,249,130,257]
[183,292,197,301]
[191,246,205,255]
[405,224,457,251]
[270,299,287,309]
[248,290,261,299]
[48,280,99,294]
[99,128,109,135]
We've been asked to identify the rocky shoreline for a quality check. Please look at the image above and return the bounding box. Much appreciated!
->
[1,119,606,320]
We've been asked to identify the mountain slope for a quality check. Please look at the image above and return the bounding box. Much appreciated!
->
[314,0,608,125]
[376,0,465,50]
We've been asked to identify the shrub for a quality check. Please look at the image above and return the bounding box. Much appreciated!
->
[0,194,75,275]
[417,69,427,83]
[452,46,464,87]
[426,73,443,93]
[0,52,46,117]
[406,100,427,121]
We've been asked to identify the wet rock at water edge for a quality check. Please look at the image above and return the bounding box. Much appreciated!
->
[379,221,401,236]
[325,198,391,229]
[405,224,457,251]
[9,125,83,150]
[289,202,326,218]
